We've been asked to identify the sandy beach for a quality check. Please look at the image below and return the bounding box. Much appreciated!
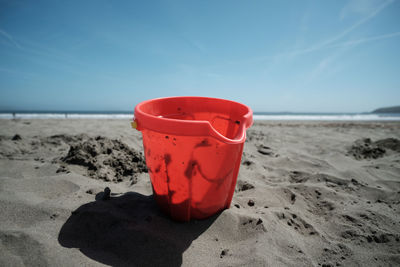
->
[0,119,399,266]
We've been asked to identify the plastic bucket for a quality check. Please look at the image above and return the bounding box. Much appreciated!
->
[133,96,253,221]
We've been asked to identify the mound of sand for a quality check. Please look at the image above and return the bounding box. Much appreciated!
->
[61,135,147,183]
[348,137,400,160]
[0,132,147,183]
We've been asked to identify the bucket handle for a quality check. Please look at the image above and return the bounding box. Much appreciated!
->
[207,111,253,144]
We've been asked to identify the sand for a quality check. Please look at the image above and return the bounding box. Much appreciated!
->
[0,119,399,266]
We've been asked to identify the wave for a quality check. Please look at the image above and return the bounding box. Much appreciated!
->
[1,113,400,121]
[253,114,400,121]
[0,113,133,119]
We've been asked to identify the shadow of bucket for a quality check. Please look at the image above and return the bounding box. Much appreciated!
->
[58,192,219,266]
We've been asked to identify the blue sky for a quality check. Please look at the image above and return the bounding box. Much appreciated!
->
[0,0,399,112]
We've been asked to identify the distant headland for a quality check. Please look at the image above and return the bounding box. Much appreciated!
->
[372,106,400,113]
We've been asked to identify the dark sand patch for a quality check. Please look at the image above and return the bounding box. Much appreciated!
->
[256,145,274,156]
[374,138,400,152]
[348,138,400,160]
[236,180,255,192]
[60,135,147,183]
[12,134,22,141]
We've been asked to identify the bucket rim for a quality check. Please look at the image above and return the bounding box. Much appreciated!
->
[134,96,253,144]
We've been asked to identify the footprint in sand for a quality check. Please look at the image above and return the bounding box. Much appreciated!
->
[289,171,310,183]
[275,211,318,236]
[0,230,48,266]
[256,145,274,156]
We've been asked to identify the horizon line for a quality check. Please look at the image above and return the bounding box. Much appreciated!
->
[0,109,382,115]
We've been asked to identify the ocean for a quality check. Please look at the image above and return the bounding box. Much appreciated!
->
[1,111,400,121]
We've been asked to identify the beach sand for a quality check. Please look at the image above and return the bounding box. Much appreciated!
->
[1,119,399,266]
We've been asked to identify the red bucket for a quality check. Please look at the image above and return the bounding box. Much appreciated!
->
[133,96,253,221]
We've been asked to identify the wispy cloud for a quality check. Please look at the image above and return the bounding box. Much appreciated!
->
[0,29,22,49]
[329,31,400,48]
[306,49,347,83]
[340,0,387,20]
[228,0,394,68]
[2,37,130,83]
[0,67,38,80]
[284,0,393,58]
[257,0,392,64]
[187,39,206,53]
[303,31,400,84]
[325,0,393,44]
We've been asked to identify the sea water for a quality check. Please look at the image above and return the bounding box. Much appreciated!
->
[0,111,400,121]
